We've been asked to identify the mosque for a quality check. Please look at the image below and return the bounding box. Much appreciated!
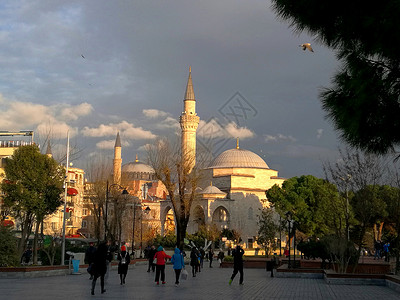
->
[112,68,285,249]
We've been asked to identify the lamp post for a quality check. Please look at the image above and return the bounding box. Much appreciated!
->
[140,206,151,258]
[339,174,352,241]
[285,211,292,269]
[279,215,282,256]
[104,180,129,241]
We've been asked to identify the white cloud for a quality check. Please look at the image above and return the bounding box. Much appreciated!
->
[96,139,130,149]
[198,120,254,139]
[225,123,254,139]
[143,109,169,119]
[0,95,87,138]
[81,121,157,140]
[317,129,323,139]
[59,103,93,121]
[264,134,296,143]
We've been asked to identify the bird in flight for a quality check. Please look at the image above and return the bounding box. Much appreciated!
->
[81,54,85,59]
[299,43,314,52]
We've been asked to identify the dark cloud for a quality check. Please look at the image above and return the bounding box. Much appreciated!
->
[0,0,344,178]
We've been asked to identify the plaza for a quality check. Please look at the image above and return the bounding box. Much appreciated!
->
[1,262,399,300]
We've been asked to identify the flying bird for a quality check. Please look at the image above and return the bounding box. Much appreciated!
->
[81,54,85,59]
[299,43,314,52]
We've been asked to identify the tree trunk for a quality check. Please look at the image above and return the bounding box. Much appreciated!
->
[33,220,40,264]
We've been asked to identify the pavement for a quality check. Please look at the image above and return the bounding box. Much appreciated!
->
[1,262,399,300]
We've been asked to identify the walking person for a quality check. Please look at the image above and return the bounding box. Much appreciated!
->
[153,246,171,285]
[171,247,185,287]
[104,240,113,280]
[117,246,131,285]
[147,245,156,272]
[209,248,214,268]
[383,242,390,262]
[229,245,244,285]
[190,247,199,277]
[91,241,108,295]
[199,247,205,269]
[217,249,225,268]
[85,242,96,280]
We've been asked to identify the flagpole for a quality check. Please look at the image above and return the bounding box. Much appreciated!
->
[61,131,70,265]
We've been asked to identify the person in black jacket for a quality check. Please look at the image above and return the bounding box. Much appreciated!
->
[85,242,96,280]
[229,245,244,285]
[117,248,131,285]
[147,245,156,272]
[91,241,110,295]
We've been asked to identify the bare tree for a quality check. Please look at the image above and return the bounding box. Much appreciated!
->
[146,138,204,249]
[84,156,112,242]
[323,147,387,263]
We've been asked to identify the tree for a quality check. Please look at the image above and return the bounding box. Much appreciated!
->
[147,138,204,249]
[0,145,64,261]
[323,148,386,241]
[387,168,400,274]
[271,1,400,154]
[257,207,279,257]
[266,175,341,237]
[351,185,388,259]
[0,224,19,267]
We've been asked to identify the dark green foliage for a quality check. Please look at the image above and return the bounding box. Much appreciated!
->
[257,207,279,256]
[0,225,19,267]
[0,145,64,256]
[266,175,341,237]
[271,0,400,154]
[151,233,177,249]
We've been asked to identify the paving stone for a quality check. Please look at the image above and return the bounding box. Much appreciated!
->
[0,263,399,299]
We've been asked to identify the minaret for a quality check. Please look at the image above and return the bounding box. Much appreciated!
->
[113,132,122,184]
[179,66,200,171]
[46,141,53,158]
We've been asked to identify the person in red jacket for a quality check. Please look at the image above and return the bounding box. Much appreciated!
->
[153,246,171,285]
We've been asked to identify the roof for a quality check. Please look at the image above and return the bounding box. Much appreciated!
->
[122,161,154,173]
[207,148,269,169]
[201,185,225,195]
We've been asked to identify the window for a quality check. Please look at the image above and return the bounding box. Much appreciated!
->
[82,220,87,228]
[82,208,88,216]
[248,238,254,249]
[51,222,57,230]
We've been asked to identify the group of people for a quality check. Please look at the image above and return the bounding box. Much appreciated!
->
[84,241,245,295]
[84,240,130,295]
[374,240,391,262]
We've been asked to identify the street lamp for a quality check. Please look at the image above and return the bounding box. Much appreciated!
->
[140,206,151,258]
[104,180,129,241]
[339,174,352,241]
[285,211,292,269]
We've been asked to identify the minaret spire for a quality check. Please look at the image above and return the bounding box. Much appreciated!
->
[236,137,240,149]
[113,132,122,184]
[180,66,200,171]
[46,141,52,158]
[115,131,121,148]
[184,66,195,101]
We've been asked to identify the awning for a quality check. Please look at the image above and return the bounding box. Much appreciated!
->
[67,187,78,196]
[1,220,14,226]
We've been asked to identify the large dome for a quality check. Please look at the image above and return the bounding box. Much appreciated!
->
[207,148,269,169]
[122,161,154,173]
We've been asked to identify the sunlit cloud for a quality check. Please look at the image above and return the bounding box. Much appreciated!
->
[264,134,296,143]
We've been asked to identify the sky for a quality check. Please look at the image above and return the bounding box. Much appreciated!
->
[0,0,344,179]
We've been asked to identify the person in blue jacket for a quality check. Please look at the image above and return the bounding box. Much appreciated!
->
[171,247,185,286]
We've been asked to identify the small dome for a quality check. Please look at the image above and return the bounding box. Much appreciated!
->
[208,148,269,169]
[122,161,154,173]
[201,185,225,195]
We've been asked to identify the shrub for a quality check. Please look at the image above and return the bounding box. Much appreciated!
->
[0,225,19,266]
